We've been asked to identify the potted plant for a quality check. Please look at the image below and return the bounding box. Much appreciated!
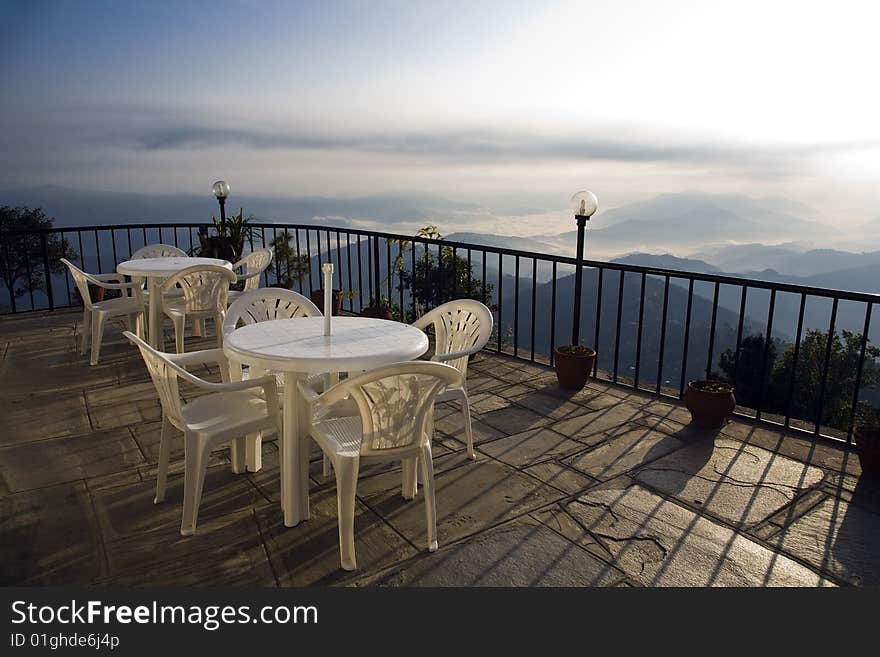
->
[74,283,105,304]
[197,208,252,262]
[683,380,736,429]
[362,296,394,320]
[311,288,344,316]
[553,345,597,390]
[853,401,880,476]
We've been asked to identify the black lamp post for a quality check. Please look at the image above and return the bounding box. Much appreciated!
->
[212,180,230,228]
[570,190,599,346]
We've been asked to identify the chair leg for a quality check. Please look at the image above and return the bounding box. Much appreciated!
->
[135,312,145,339]
[245,433,262,472]
[420,441,439,552]
[90,312,105,365]
[172,315,185,353]
[214,313,224,348]
[231,436,246,474]
[154,416,172,504]
[335,455,360,571]
[322,454,332,480]
[180,433,209,536]
[459,390,476,460]
[80,308,91,354]
[401,457,418,500]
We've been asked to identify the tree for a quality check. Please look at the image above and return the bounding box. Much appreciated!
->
[718,334,777,409]
[769,329,880,430]
[398,225,495,319]
[0,206,76,311]
[267,232,310,290]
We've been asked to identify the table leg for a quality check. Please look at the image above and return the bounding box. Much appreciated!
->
[148,279,162,348]
[282,372,309,526]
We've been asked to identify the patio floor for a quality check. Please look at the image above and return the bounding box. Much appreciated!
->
[2,308,879,587]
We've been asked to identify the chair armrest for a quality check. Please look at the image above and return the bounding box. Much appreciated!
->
[82,272,144,292]
[92,273,125,284]
[297,377,321,405]
[167,348,228,369]
[236,270,263,282]
[432,347,477,363]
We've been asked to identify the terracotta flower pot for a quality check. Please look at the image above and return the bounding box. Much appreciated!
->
[311,288,343,316]
[683,380,736,429]
[853,428,880,476]
[362,305,394,320]
[553,346,597,390]
[75,284,105,305]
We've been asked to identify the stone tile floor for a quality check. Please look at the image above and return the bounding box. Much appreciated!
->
[2,309,880,586]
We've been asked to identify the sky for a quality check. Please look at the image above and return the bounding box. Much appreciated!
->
[2,0,880,234]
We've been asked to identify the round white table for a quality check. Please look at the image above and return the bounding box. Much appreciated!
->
[223,316,429,527]
[117,256,232,348]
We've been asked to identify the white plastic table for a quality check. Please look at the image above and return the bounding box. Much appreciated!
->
[117,256,232,348]
[223,316,429,527]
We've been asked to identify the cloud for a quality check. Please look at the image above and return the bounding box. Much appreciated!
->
[124,120,880,180]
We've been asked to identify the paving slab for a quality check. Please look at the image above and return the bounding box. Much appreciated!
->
[361,515,625,586]
[0,427,145,492]
[85,380,162,430]
[522,461,597,496]
[767,495,880,586]
[91,465,263,542]
[478,426,588,468]
[534,481,834,586]
[358,455,565,547]
[634,437,825,527]
[549,402,647,446]
[477,403,552,435]
[256,485,417,586]
[0,482,104,585]
[100,509,275,586]
[563,427,685,481]
[3,390,92,446]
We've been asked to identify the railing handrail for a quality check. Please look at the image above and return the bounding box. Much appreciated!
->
[5,221,880,304]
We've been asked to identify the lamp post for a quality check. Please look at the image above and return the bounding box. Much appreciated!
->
[570,190,599,346]
[212,180,230,228]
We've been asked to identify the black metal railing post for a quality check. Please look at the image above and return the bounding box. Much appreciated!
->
[373,236,381,304]
[40,233,54,311]
[571,214,588,345]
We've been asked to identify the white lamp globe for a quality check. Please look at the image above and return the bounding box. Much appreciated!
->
[571,190,598,217]
[212,180,230,199]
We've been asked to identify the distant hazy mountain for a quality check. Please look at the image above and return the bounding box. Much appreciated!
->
[597,191,824,230]
[691,242,880,277]
[0,185,479,228]
[610,253,720,274]
[444,232,561,255]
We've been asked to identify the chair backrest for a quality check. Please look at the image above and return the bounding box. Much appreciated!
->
[233,248,274,292]
[412,299,493,378]
[123,330,185,425]
[60,258,99,310]
[160,264,236,313]
[131,244,188,259]
[223,288,321,337]
[317,361,462,457]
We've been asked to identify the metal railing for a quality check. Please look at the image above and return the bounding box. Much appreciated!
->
[2,220,878,445]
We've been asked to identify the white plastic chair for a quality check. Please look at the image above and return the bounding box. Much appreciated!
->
[299,361,462,570]
[129,243,189,303]
[131,244,188,259]
[227,248,274,305]
[159,264,236,353]
[60,258,145,365]
[124,331,281,536]
[223,288,321,471]
[412,300,493,459]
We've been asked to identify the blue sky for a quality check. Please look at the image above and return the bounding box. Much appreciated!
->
[2,0,879,231]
